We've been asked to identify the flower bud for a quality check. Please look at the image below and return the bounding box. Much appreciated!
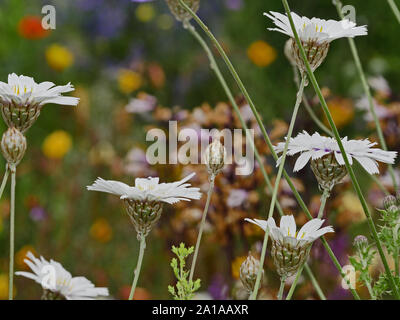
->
[123,199,163,240]
[310,153,347,192]
[1,127,27,167]
[165,0,200,22]
[204,139,226,177]
[387,205,400,217]
[353,235,368,248]
[240,253,262,293]
[383,195,397,210]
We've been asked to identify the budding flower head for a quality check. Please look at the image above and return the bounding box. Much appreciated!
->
[204,139,226,177]
[1,127,27,167]
[383,195,397,210]
[240,253,262,293]
[353,235,368,248]
[165,0,200,22]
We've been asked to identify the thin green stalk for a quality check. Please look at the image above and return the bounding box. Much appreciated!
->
[365,280,376,300]
[281,0,400,299]
[129,235,146,300]
[334,0,397,191]
[287,190,330,299]
[250,76,306,300]
[304,264,326,300]
[8,167,15,300]
[387,0,400,24]
[178,0,360,300]
[0,166,9,200]
[277,277,286,300]
[189,175,214,282]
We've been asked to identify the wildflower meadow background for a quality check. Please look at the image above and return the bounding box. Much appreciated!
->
[1,0,400,300]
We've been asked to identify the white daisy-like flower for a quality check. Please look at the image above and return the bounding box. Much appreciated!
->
[245,215,334,246]
[265,12,367,74]
[264,11,367,44]
[87,173,201,238]
[0,73,79,132]
[87,172,201,204]
[274,131,397,175]
[16,252,108,300]
[245,215,334,277]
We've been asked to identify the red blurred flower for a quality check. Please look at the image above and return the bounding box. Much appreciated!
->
[18,16,49,39]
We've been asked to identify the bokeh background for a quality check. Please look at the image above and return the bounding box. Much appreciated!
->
[0,0,399,299]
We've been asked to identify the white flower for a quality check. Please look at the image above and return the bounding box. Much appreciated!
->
[125,94,156,113]
[245,215,334,247]
[16,252,108,300]
[227,189,248,208]
[274,131,397,175]
[0,73,79,132]
[0,73,79,108]
[264,11,367,44]
[87,172,201,204]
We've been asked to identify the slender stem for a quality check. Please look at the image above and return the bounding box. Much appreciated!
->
[8,167,16,300]
[304,264,326,300]
[282,0,400,299]
[189,175,214,282]
[286,262,305,300]
[365,280,376,300]
[334,0,397,191]
[128,235,146,300]
[317,189,330,219]
[178,0,359,300]
[393,223,400,276]
[277,277,286,300]
[185,23,326,298]
[387,0,400,24]
[0,166,9,200]
[250,76,306,300]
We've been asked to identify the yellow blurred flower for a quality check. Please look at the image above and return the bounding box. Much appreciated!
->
[231,256,247,279]
[324,98,354,129]
[247,40,277,67]
[16,245,36,270]
[90,218,113,243]
[45,44,74,72]
[135,3,156,22]
[118,69,143,94]
[335,191,366,227]
[157,14,174,30]
[0,274,15,300]
[42,130,72,160]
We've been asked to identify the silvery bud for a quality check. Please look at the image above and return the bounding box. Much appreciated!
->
[204,139,226,177]
[353,235,368,249]
[383,195,397,210]
[1,127,27,167]
[240,253,262,293]
[165,0,200,22]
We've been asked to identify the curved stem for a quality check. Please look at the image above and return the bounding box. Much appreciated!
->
[189,175,214,282]
[277,277,286,300]
[8,167,16,300]
[185,23,326,298]
[334,0,397,191]
[387,0,400,24]
[317,189,330,219]
[178,0,359,300]
[250,76,306,300]
[282,0,400,299]
[128,235,146,300]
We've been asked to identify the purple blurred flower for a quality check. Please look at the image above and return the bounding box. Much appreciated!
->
[208,274,229,300]
[225,0,243,11]
[29,206,47,222]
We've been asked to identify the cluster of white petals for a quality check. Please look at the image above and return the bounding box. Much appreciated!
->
[87,172,201,204]
[16,252,108,300]
[264,11,367,44]
[0,73,79,107]
[245,215,334,247]
[274,131,397,174]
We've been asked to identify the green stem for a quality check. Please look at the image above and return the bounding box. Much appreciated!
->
[189,175,214,282]
[387,0,400,24]
[178,0,359,300]
[0,166,9,200]
[304,264,326,300]
[282,0,400,299]
[128,235,146,300]
[318,189,330,219]
[334,0,397,191]
[365,280,376,300]
[250,76,306,300]
[8,167,16,300]
[277,277,286,300]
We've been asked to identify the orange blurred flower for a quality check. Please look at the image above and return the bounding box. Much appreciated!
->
[18,16,49,39]
[324,98,354,129]
[16,245,36,270]
[90,218,113,243]
[247,40,277,67]
[231,256,247,279]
